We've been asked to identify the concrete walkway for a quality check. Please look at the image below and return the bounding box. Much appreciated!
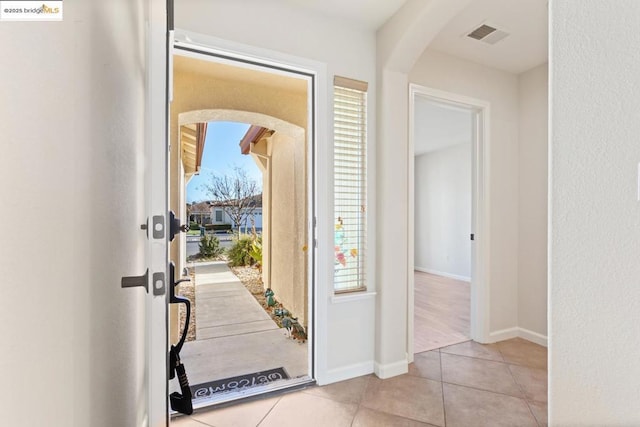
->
[180,261,308,386]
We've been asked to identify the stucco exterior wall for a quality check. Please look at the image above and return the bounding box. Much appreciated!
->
[257,133,308,327]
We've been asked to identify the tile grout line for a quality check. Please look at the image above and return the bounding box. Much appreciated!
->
[255,396,282,427]
[506,363,542,426]
[178,415,215,427]
[498,339,547,426]
[439,351,547,377]
[439,351,506,364]
[356,405,442,426]
[441,379,529,401]
[351,375,373,426]
[414,338,471,355]
[439,349,447,427]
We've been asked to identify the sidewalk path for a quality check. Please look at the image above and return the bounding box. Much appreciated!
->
[180,261,307,386]
[194,261,278,339]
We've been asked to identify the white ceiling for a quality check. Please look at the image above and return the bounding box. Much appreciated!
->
[414,96,473,156]
[429,0,548,74]
[277,0,547,74]
[281,0,407,30]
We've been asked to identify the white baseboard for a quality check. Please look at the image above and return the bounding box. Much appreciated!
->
[374,359,408,379]
[489,327,520,342]
[489,327,548,347]
[322,361,374,385]
[414,267,471,282]
[518,327,548,347]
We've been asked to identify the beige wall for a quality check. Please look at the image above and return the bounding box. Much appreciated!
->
[253,133,308,326]
[0,1,154,424]
[551,2,640,422]
[517,63,548,338]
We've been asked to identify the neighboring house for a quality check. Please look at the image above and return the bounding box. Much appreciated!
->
[209,194,263,230]
[187,201,213,225]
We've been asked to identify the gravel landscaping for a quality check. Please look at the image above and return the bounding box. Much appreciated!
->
[178,261,300,342]
[230,265,287,329]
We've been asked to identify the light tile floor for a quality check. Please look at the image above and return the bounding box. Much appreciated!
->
[172,338,547,427]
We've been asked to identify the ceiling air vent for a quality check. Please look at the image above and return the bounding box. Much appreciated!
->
[466,23,510,45]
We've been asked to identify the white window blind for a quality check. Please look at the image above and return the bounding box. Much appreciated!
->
[333,76,367,293]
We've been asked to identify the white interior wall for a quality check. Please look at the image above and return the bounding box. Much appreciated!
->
[409,49,520,336]
[415,144,472,279]
[550,1,640,424]
[374,0,474,377]
[175,0,377,383]
[517,63,548,339]
[0,2,149,426]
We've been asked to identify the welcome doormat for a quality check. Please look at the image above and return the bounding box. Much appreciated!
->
[190,367,290,400]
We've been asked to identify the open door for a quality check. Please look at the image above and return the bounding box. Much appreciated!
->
[146,0,170,424]
[121,0,170,423]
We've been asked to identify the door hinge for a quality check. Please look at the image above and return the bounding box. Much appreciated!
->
[470,233,475,241]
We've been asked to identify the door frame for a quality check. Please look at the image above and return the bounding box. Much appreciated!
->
[407,84,491,362]
[166,28,328,404]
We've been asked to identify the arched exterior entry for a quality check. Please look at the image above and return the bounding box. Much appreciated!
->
[169,52,311,343]
[177,109,308,330]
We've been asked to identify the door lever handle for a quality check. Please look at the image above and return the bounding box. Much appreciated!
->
[168,261,193,415]
[121,269,149,292]
[169,211,189,242]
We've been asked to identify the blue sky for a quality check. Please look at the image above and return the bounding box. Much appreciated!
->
[187,122,263,203]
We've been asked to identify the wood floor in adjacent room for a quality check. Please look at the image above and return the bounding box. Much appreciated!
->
[414,271,470,353]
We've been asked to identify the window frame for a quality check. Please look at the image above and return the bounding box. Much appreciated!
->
[333,76,368,294]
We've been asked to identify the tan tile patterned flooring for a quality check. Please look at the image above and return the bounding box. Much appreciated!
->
[172,338,547,427]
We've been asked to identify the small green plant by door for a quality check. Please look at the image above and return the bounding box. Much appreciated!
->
[199,235,224,258]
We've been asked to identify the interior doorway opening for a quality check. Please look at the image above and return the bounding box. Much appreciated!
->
[169,48,315,411]
[408,85,490,362]
[413,97,473,353]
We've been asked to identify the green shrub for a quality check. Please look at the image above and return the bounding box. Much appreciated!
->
[204,223,232,231]
[227,236,255,266]
[189,221,200,230]
[199,235,224,258]
[249,236,262,269]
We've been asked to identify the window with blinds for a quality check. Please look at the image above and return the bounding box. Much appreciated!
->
[333,76,367,293]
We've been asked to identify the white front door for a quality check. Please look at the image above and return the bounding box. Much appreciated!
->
[146,0,170,425]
